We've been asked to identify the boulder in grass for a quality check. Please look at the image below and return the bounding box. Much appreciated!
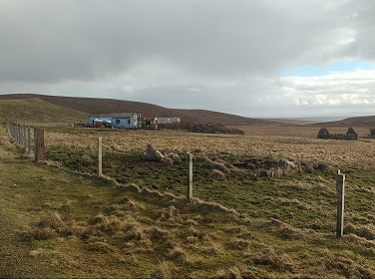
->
[145,144,164,162]
[256,169,269,177]
[278,160,295,172]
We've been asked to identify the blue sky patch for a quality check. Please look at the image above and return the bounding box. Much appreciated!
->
[281,61,375,77]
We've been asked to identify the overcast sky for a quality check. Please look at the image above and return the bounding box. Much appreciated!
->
[1,0,375,119]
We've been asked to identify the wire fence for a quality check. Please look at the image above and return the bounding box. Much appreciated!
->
[5,118,45,161]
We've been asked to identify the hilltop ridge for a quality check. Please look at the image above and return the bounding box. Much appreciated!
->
[3,93,375,127]
[0,93,279,126]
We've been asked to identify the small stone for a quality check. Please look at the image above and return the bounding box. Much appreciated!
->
[20,153,30,159]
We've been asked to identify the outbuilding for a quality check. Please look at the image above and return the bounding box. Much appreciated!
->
[157,117,181,124]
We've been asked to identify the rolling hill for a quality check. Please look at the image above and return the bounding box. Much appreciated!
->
[0,97,87,123]
[3,93,375,127]
[310,115,375,128]
[0,93,279,126]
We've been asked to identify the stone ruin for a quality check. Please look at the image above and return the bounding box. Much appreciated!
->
[367,128,375,138]
[317,127,358,140]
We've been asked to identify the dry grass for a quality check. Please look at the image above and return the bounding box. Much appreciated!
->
[44,125,375,170]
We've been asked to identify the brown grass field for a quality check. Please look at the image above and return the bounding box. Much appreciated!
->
[45,125,375,169]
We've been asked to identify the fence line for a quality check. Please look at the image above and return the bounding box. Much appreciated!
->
[6,118,29,150]
[5,117,45,162]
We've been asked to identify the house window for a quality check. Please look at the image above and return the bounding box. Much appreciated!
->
[116,119,120,124]
[128,119,131,125]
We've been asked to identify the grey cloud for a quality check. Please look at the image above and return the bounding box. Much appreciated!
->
[2,0,375,118]
[0,0,361,83]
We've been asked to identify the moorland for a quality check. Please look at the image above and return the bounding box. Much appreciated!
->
[1,94,375,278]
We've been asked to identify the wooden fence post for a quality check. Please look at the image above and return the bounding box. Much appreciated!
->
[23,125,27,148]
[336,170,345,238]
[16,126,20,144]
[187,152,193,201]
[27,128,31,154]
[98,137,103,177]
[34,128,45,162]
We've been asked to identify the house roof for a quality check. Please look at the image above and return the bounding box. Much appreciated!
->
[89,113,137,118]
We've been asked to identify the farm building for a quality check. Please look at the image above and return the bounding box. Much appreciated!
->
[142,117,158,129]
[157,117,181,125]
[88,113,140,129]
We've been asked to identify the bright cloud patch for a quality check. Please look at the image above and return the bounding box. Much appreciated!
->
[279,69,375,109]
[281,61,375,77]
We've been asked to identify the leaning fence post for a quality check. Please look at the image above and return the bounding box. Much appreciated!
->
[98,137,103,177]
[34,128,45,162]
[187,152,193,201]
[336,170,345,238]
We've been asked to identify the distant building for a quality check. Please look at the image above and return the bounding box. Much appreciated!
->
[88,113,140,129]
[142,117,158,130]
[157,117,181,124]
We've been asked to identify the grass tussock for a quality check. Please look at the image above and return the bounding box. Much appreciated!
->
[28,212,68,240]
[190,197,239,216]
[216,264,258,279]
[201,155,241,174]
[90,213,125,233]
[150,261,172,279]
[322,250,375,278]
[183,226,210,244]
[344,223,375,240]
[253,247,296,272]
[166,246,189,264]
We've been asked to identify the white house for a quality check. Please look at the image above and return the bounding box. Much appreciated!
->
[87,113,140,128]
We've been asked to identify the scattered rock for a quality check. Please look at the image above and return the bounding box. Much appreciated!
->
[278,160,296,172]
[166,152,181,163]
[315,162,328,171]
[162,157,174,165]
[210,169,227,180]
[145,144,164,162]
[301,161,314,173]
[20,153,30,160]
[267,169,278,178]
[256,169,269,177]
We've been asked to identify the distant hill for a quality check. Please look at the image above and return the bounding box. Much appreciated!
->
[309,115,375,128]
[0,97,87,124]
[0,93,279,126]
[8,93,375,128]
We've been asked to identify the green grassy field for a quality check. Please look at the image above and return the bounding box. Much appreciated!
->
[2,120,375,277]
